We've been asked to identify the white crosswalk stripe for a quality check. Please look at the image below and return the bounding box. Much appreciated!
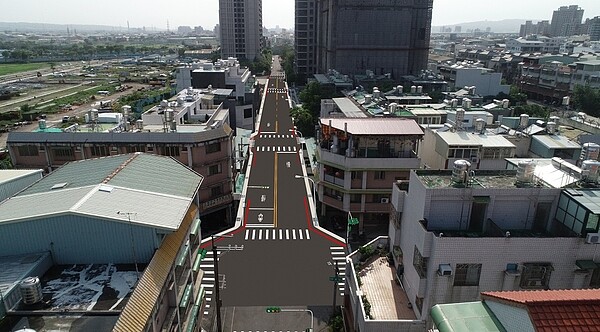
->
[200,253,217,315]
[330,246,347,297]
[254,145,298,152]
[243,228,312,241]
[258,134,294,139]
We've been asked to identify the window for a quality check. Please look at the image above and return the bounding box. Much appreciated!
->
[52,147,74,160]
[244,108,252,119]
[454,264,482,286]
[163,146,180,157]
[18,145,39,156]
[211,185,223,197]
[520,263,553,289]
[374,171,385,180]
[350,194,361,203]
[91,146,109,157]
[208,164,222,176]
[413,246,428,278]
[206,142,221,154]
[351,171,362,180]
[127,145,146,153]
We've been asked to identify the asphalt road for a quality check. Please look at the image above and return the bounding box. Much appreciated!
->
[200,58,346,331]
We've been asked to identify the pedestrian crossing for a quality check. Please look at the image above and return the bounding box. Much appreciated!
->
[267,88,287,94]
[258,134,295,139]
[200,250,217,315]
[254,146,297,152]
[330,246,347,297]
[244,228,311,241]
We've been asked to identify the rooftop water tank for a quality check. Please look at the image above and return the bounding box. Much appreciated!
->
[396,85,403,93]
[475,118,486,134]
[581,160,600,182]
[452,160,471,184]
[364,94,372,104]
[416,86,423,93]
[516,160,536,185]
[136,119,144,130]
[165,109,174,122]
[562,96,570,106]
[451,99,458,108]
[462,98,472,109]
[546,121,556,134]
[160,100,168,108]
[410,85,417,93]
[455,109,465,129]
[502,99,510,109]
[20,276,43,305]
[38,119,46,130]
[519,114,530,128]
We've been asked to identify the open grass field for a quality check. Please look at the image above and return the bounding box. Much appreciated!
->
[0,63,51,76]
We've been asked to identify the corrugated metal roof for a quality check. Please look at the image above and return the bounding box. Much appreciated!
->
[18,155,132,196]
[321,118,423,136]
[113,204,197,332]
[78,186,191,230]
[437,132,515,148]
[331,98,368,118]
[431,302,506,332]
[0,186,96,222]
[532,135,581,149]
[0,154,202,230]
[108,154,202,198]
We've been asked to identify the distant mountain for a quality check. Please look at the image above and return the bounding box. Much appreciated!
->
[0,21,158,33]
[432,19,543,34]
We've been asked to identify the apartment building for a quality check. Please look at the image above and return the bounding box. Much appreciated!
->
[550,5,584,37]
[219,0,264,60]
[436,63,510,96]
[316,0,433,78]
[7,92,234,218]
[316,117,423,233]
[389,165,600,327]
[294,0,318,83]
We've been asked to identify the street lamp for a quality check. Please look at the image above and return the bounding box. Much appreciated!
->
[289,127,303,137]
[328,261,341,314]
[212,233,233,332]
[295,175,316,208]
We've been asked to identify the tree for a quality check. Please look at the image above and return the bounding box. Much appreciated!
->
[513,104,549,118]
[572,84,600,116]
[290,106,314,136]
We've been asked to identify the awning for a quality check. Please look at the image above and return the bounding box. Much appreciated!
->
[576,260,599,270]
[179,283,193,308]
[176,244,190,266]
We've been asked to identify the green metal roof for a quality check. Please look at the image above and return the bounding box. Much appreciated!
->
[431,302,506,332]
[108,153,202,198]
[18,154,132,196]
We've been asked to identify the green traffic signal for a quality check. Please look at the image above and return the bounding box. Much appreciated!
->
[266,306,281,313]
[199,248,208,259]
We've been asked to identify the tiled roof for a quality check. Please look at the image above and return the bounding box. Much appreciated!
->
[482,290,600,332]
[482,289,600,304]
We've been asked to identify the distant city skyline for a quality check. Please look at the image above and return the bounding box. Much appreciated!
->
[0,0,599,30]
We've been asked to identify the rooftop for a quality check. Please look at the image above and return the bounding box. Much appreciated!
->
[416,169,535,189]
[0,169,42,185]
[320,118,424,136]
[0,153,203,231]
[437,131,515,148]
[431,302,505,332]
[532,134,581,150]
[331,98,368,118]
[358,256,416,320]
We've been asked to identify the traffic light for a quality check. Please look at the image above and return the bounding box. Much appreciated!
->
[266,306,281,313]
[198,248,208,259]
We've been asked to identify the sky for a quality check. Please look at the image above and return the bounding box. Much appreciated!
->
[0,0,599,30]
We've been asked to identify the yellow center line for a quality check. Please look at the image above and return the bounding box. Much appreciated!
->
[274,153,278,227]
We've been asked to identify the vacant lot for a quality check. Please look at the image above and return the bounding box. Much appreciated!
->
[0,63,50,76]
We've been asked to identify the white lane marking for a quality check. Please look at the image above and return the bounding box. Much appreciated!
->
[330,246,344,250]
[306,229,311,239]
[292,229,296,240]
[267,146,271,152]
[273,229,276,240]
[293,146,297,151]
[299,230,303,240]
[286,229,289,240]
[245,229,249,240]
[266,229,269,240]
[252,229,256,240]
[259,229,262,240]
[332,251,344,255]
[279,229,283,239]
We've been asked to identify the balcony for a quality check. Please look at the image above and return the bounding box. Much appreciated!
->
[324,174,345,187]
[319,149,420,170]
[323,194,344,210]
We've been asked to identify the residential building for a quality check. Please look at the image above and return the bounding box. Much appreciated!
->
[0,153,206,332]
[550,5,584,37]
[436,63,510,96]
[316,0,433,78]
[519,20,551,37]
[176,58,260,131]
[294,0,318,83]
[389,166,600,327]
[571,59,600,90]
[590,16,600,41]
[420,125,516,170]
[506,37,545,53]
[517,56,574,104]
[316,117,423,234]
[432,289,600,332]
[6,96,234,218]
[219,0,264,60]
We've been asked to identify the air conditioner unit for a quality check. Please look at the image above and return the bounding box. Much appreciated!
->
[438,264,452,276]
[586,233,600,244]
[381,198,390,203]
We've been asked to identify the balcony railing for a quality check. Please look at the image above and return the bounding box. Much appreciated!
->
[319,149,420,170]
[324,174,345,186]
